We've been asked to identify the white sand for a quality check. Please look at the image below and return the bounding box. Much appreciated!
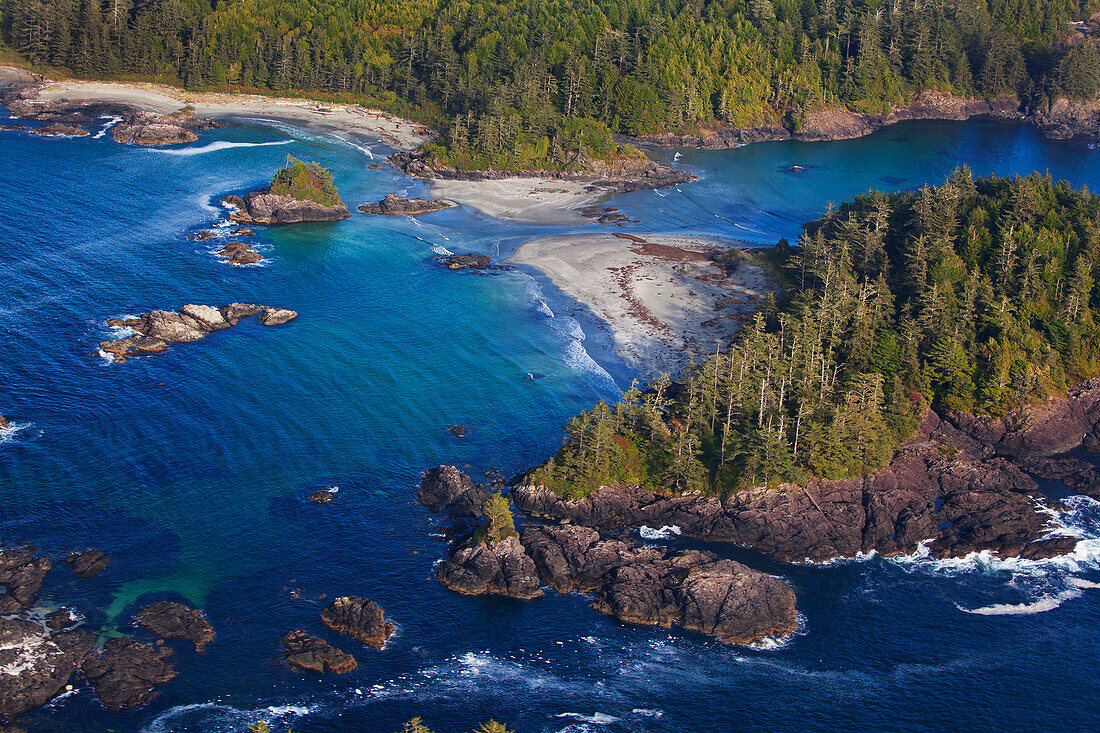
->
[1,70,431,149]
[429,177,605,224]
[511,233,772,377]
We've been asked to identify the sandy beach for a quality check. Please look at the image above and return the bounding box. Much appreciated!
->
[0,68,432,149]
[428,177,606,224]
[510,233,771,377]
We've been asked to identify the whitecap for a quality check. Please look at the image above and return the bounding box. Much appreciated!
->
[93,115,122,139]
[563,339,619,396]
[673,152,681,161]
[555,712,621,725]
[152,139,292,156]
[141,700,317,733]
[638,525,682,541]
[535,299,554,318]
[632,708,664,718]
[431,243,454,256]
[955,587,1085,615]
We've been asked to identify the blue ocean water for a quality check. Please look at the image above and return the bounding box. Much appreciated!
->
[0,113,1098,733]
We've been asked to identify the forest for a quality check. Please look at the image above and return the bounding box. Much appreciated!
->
[526,170,1100,496]
[2,0,1099,169]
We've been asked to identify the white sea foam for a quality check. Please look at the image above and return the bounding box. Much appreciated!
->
[632,708,664,718]
[0,421,30,444]
[673,152,681,161]
[152,139,292,156]
[563,338,619,396]
[535,299,555,318]
[431,243,454,256]
[555,712,621,725]
[638,525,682,541]
[340,137,375,158]
[93,115,123,139]
[142,701,317,733]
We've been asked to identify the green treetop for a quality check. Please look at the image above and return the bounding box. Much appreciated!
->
[268,157,343,207]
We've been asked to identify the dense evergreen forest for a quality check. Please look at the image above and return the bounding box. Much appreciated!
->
[527,170,1100,496]
[2,0,1099,168]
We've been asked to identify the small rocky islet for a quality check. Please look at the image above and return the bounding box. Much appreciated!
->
[358,194,454,216]
[223,158,351,225]
[100,303,297,363]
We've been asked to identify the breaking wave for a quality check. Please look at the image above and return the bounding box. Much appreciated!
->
[152,139,292,156]
[93,115,123,139]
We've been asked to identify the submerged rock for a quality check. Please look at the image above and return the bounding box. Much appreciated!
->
[64,549,110,578]
[100,303,295,362]
[437,535,544,600]
[135,601,216,652]
[45,608,82,631]
[418,465,489,518]
[81,637,177,710]
[320,596,395,649]
[0,548,52,608]
[281,630,357,674]
[358,194,454,216]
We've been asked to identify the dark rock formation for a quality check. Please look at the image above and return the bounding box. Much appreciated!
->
[439,254,492,270]
[521,525,797,644]
[418,465,489,518]
[233,228,256,236]
[281,630,357,674]
[111,110,221,145]
[310,490,335,504]
[0,415,8,429]
[189,231,217,241]
[64,549,109,577]
[448,424,466,437]
[45,608,82,630]
[135,601,216,652]
[320,596,395,649]
[28,122,88,137]
[513,415,1082,563]
[359,194,454,215]
[217,241,261,265]
[100,303,296,362]
[0,548,51,607]
[224,191,350,225]
[0,618,95,719]
[389,147,694,195]
[437,535,544,600]
[81,637,177,710]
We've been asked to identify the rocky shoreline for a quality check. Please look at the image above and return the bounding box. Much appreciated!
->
[389,147,694,195]
[223,191,350,225]
[359,194,454,216]
[1,82,221,145]
[636,91,1100,149]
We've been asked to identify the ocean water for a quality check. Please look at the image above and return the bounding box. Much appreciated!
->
[1,113,1098,733]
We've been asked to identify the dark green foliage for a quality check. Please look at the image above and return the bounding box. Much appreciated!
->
[268,157,342,206]
[2,0,1098,169]
[531,171,1100,497]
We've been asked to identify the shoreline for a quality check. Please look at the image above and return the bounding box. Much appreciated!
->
[0,67,432,150]
[509,232,770,378]
[636,90,1100,149]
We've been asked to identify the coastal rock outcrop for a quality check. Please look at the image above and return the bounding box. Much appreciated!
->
[520,525,798,644]
[111,110,220,145]
[281,630,357,674]
[358,194,454,215]
[439,254,493,270]
[0,618,95,719]
[512,435,1077,563]
[135,601,216,652]
[28,122,89,137]
[437,534,544,600]
[0,548,52,608]
[418,465,489,518]
[320,596,394,649]
[217,241,261,265]
[223,191,350,225]
[100,303,296,362]
[64,549,109,577]
[81,637,178,710]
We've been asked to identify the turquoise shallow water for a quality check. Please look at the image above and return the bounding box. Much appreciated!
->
[1,113,1099,733]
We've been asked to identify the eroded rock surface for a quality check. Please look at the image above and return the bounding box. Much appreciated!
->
[223,192,350,225]
[135,601,215,652]
[359,194,454,215]
[521,524,797,644]
[111,110,220,145]
[437,535,544,600]
[320,596,394,649]
[81,637,177,710]
[419,465,489,518]
[0,549,51,608]
[281,630,357,674]
[100,303,296,362]
[217,241,261,265]
[0,618,94,719]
